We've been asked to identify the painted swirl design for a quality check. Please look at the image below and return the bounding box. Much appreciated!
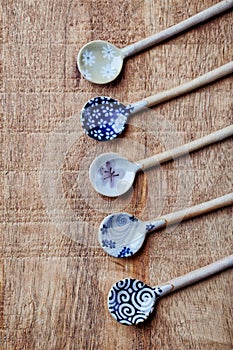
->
[108,278,162,325]
[99,213,145,257]
[115,213,128,226]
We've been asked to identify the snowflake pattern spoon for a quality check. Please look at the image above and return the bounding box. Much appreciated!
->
[89,125,233,197]
[77,0,233,84]
[108,255,233,325]
[80,62,233,141]
[99,193,233,257]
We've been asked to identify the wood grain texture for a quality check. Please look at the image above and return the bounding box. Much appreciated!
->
[1,0,233,349]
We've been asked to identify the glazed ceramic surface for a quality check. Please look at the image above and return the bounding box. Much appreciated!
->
[81,96,133,141]
[80,63,233,141]
[77,40,124,84]
[89,153,140,197]
[108,278,171,325]
[99,213,165,258]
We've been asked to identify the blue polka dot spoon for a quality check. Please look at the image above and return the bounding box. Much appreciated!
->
[89,125,233,197]
[77,1,233,84]
[81,62,233,141]
[99,193,233,258]
[108,255,233,325]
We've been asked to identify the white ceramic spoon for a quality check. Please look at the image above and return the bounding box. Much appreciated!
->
[77,0,233,84]
[89,125,233,197]
[108,254,233,325]
[99,193,233,258]
[81,62,233,141]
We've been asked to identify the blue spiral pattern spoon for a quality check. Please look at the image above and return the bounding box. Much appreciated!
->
[108,255,233,325]
[108,278,171,325]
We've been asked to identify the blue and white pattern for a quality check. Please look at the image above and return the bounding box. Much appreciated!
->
[145,223,155,231]
[98,213,146,258]
[129,215,138,222]
[102,239,116,249]
[81,96,134,141]
[108,278,166,325]
[101,64,117,79]
[102,44,116,60]
[117,247,133,258]
[82,50,96,67]
[98,212,167,258]
[78,41,122,84]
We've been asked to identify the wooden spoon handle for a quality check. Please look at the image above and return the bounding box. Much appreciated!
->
[136,125,233,170]
[122,0,233,57]
[158,255,233,295]
[159,193,233,226]
[131,62,233,111]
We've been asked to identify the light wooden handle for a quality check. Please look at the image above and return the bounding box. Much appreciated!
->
[159,193,233,226]
[136,125,233,170]
[159,254,233,293]
[122,0,233,57]
[132,62,233,110]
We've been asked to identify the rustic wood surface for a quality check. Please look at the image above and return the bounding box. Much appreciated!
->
[1,0,233,349]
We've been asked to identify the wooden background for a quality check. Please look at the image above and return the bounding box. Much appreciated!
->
[1,0,233,349]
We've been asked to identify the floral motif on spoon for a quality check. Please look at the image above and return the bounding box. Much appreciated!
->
[99,160,125,188]
[98,194,233,258]
[77,2,233,84]
[81,63,233,141]
[81,96,133,141]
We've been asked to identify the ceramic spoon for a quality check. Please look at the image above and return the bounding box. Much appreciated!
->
[108,254,233,325]
[89,125,233,197]
[99,193,233,258]
[77,0,233,84]
[81,62,233,141]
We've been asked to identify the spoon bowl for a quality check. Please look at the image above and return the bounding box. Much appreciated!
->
[107,255,233,325]
[98,193,233,257]
[77,40,124,84]
[80,63,233,141]
[108,278,170,325]
[81,96,134,141]
[99,212,165,258]
[89,153,140,197]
